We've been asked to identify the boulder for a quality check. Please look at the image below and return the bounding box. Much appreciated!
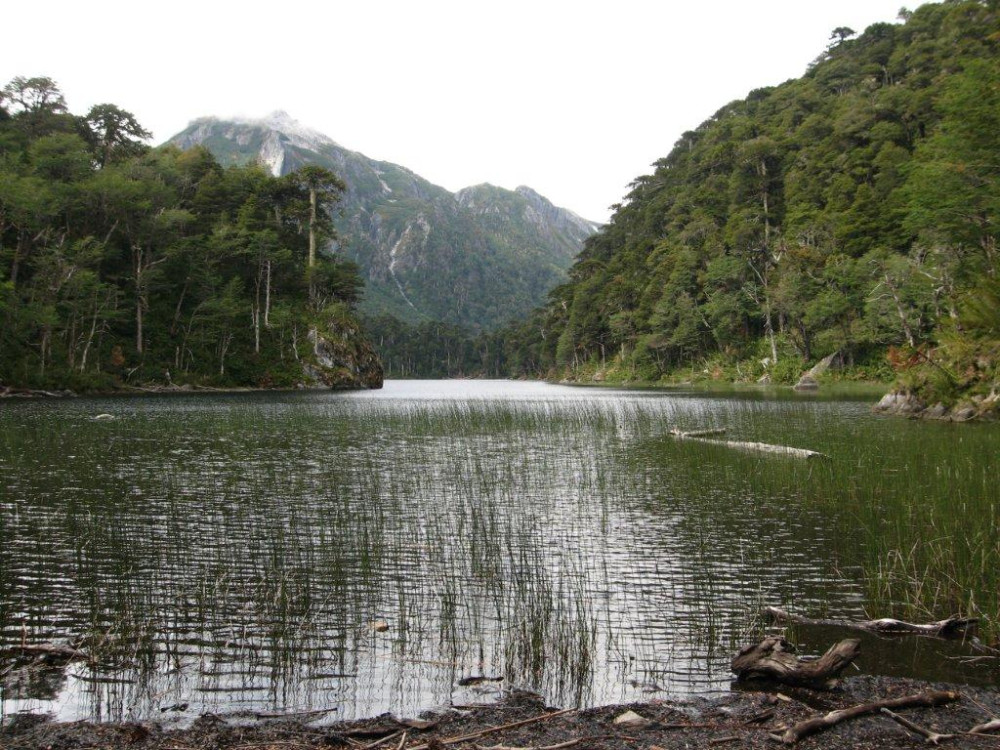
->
[304,316,383,389]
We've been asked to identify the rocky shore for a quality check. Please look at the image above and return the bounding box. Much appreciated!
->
[872,390,999,421]
[2,676,999,750]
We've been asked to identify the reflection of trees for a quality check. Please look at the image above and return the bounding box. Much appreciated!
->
[2,659,69,702]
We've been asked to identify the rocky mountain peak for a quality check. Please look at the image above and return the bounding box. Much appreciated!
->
[167,116,599,330]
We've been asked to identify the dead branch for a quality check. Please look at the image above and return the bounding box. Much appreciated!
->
[361,731,404,750]
[772,690,961,744]
[4,642,90,662]
[475,739,583,750]
[881,708,955,745]
[669,428,727,438]
[731,636,860,689]
[764,606,978,638]
[252,708,336,720]
[670,431,826,459]
[407,708,576,750]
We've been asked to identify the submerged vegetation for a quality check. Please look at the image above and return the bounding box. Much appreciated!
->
[0,76,380,391]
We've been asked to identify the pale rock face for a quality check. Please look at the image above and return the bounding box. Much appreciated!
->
[258,131,286,177]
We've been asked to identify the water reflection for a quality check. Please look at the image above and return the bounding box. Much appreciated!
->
[0,381,995,722]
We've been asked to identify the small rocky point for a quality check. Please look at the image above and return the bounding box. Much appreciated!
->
[873,390,998,421]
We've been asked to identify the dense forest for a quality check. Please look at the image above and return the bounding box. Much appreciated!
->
[489,0,998,409]
[0,78,381,391]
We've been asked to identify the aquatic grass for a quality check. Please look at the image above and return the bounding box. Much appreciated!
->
[2,385,997,722]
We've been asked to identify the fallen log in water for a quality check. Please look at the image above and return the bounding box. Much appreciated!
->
[669,428,728,438]
[4,642,90,663]
[731,636,860,690]
[763,606,979,638]
[772,689,961,744]
[669,430,827,459]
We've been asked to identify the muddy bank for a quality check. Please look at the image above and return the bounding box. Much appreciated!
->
[3,677,999,750]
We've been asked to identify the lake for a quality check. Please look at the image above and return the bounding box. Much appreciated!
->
[1,380,997,724]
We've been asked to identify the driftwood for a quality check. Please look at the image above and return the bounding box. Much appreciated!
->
[0,386,75,399]
[880,708,954,745]
[475,740,583,750]
[406,708,576,750]
[970,718,1000,735]
[731,636,860,689]
[669,430,827,459]
[764,606,979,638]
[4,642,90,663]
[771,689,961,744]
[670,428,727,438]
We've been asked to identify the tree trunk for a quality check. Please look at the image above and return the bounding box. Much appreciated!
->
[884,273,917,348]
[264,259,271,328]
[80,302,100,372]
[731,636,860,689]
[308,188,317,269]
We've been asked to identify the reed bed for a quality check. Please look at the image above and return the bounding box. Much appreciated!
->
[0,385,996,723]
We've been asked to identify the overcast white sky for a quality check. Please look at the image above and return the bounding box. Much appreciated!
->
[4,1,921,222]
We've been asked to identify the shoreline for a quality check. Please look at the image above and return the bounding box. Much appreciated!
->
[3,676,999,749]
[0,382,376,401]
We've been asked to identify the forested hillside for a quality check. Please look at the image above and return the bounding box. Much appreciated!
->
[0,78,382,391]
[498,1,999,411]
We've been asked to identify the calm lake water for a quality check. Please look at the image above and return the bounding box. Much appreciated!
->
[1,380,997,724]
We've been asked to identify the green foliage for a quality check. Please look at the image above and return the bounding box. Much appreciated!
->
[496,0,1000,400]
[0,79,373,390]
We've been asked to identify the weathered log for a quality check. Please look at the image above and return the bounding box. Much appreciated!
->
[731,636,860,690]
[670,431,826,459]
[772,690,961,744]
[763,606,978,638]
[4,642,89,662]
[669,428,727,438]
[970,718,1000,735]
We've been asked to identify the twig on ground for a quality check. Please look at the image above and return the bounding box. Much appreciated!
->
[475,738,583,750]
[362,730,404,750]
[407,708,576,750]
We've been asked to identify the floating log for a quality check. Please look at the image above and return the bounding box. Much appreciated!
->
[731,636,860,690]
[669,430,826,459]
[4,642,89,663]
[669,428,728,438]
[772,689,961,744]
[763,606,978,638]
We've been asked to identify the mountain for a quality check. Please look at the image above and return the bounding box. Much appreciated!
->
[494,0,999,416]
[168,114,599,331]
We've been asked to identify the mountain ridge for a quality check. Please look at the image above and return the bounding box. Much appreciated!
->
[168,114,598,331]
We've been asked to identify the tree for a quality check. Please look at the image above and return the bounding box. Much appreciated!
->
[1,76,69,137]
[830,27,857,44]
[289,165,345,270]
[84,104,151,167]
